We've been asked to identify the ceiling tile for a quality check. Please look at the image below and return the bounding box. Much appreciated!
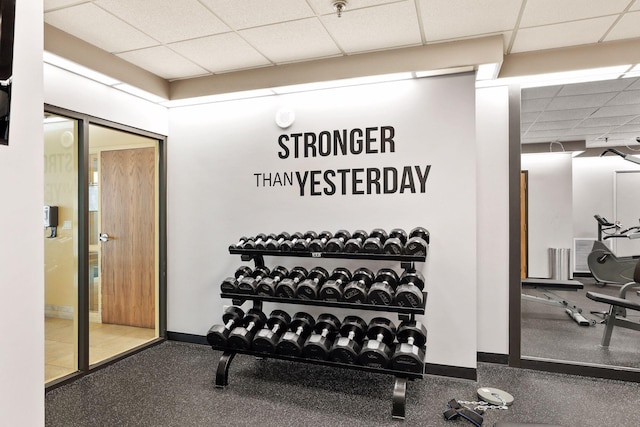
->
[562,126,613,136]
[239,18,341,63]
[95,0,229,44]
[591,104,640,117]
[117,47,209,80]
[520,0,629,27]
[308,0,399,15]
[521,98,552,113]
[44,0,90,12]
[201,0,315,29]
[169,33,271,74]
[524,129,571,138]
[625,78,640,90]
[632,0,640,11]
[321,2,421,53]
[45,3,158,53]
[419,0,521,42]
[609,123,640,133]
[521,112,541,123]
[605,11,640,41]
[606,90,640,106]
[547,93,617,110]
[580,115,638,127]
[529,120,581,131]
[522,85,562,100]
[556,79,635,96]
[536,108,596,122]
[511,16,617,53]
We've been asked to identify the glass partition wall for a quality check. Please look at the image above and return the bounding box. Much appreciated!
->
[45,108,166,386]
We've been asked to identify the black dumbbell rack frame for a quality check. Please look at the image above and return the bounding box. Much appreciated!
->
[215,247,428,420]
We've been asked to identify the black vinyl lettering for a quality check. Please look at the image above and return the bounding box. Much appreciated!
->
[254,173,261,187]
[333,129,347,156]
[304,133,317,158]
[273,173,282,186]
[310,170,322,196]
[367,168,381,194]
[318,131,331,156]
[365,127,377,154]
[296,171,308,196]
[350,129,363,154]
[277,135,290,159]
[323,170,336,195]
[291,133,302,159]
[380,126,395,153]
[399,166,416,193]
[415,165,431,192]
[284,172,293,186]
[383,167,397,194]
[262,173,272,186]
[352,168,364,195]
[336,169,350,195]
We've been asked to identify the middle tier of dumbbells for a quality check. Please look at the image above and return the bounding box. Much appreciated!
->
[220,265,426,308]
[206,308,427,374]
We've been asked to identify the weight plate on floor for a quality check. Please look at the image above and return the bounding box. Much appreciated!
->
[477,387,514,406]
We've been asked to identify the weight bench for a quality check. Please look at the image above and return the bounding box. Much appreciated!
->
[522,278,595,326]
[586,258,640,347]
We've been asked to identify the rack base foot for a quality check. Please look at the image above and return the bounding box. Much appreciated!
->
[392,377,407,420]
[215,351,236,388]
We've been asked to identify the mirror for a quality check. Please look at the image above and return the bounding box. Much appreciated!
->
[520,76,640,371]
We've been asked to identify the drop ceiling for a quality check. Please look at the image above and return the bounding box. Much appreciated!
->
[44,0,640,147]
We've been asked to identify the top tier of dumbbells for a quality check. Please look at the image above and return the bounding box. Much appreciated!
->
[229,227,429,256]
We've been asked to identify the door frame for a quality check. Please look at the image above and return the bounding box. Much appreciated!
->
[44,104,167,391]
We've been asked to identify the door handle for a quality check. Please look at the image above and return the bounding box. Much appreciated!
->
[99,233,109,242]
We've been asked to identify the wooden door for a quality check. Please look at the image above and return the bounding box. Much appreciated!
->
[100,147,155,328]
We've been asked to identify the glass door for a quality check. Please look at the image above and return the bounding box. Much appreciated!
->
[44,113,79,382]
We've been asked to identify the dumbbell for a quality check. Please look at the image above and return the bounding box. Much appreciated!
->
[296,266,329,299]
[229,236,251,250]
[308,231,333,252]
[274,266,308,298]
[367,268,399,305]
[279,232,303,252]
[358,317,396,368]
[252,310,291,353]
[328,316,367,364]
[405,227,430,256]
[276,312,316,357]
[255,233,277,250]
[343,267,375,304]
[219,266,252,293]
[362,228,389,254]
[206,306,245,347]
[265,232,291,250]
[394,270,425,308]
[292,231,318,251]
[344,229,368,253]
[236,265,270,294]
[324,230,352,252]
[301,313,341,360]
[242,233,268,250]
[383,228,408,255]
[256,265,289,296]
[226,309,268,350]
[319,267,352,301]
[390,320,427,373]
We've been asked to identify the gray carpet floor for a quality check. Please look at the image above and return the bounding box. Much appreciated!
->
[522,277,640,368]
[45,340,640,426]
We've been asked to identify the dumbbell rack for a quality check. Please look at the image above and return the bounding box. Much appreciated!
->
[214,246,427,420]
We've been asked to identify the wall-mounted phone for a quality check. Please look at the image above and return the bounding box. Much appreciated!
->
[44,205,58,238]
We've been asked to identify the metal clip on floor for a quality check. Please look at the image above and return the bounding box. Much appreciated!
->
[443,399,484,426]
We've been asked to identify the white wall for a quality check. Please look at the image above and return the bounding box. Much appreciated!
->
[44,64,168,136]
[522,153,573,277]
[168,75,479,368]
[0,1,44,425]
[476,86,510,354]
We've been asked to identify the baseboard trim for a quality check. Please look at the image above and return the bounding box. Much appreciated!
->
[424,363,477,381]
[167,331,208,345]
[478,352,509,364]
[521,357,640,383]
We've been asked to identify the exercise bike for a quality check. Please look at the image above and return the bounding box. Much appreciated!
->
[587,215,640,287]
